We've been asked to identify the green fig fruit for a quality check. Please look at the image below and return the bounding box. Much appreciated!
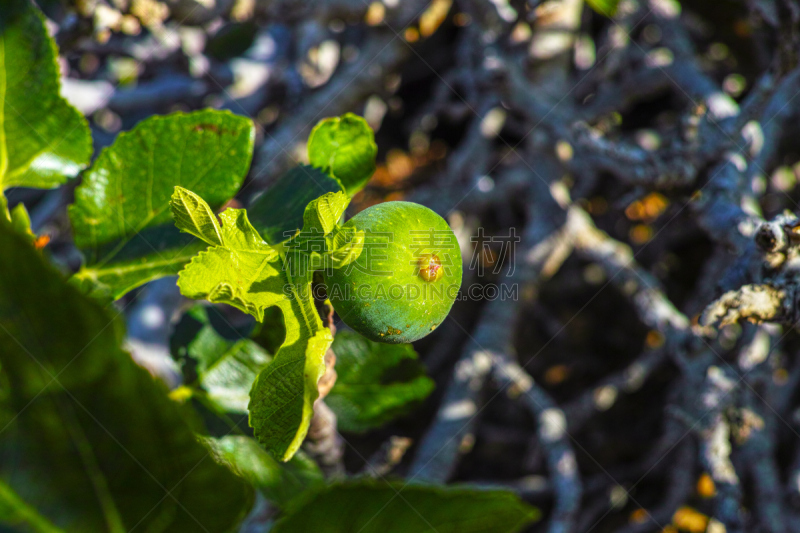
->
[325,201,462,344]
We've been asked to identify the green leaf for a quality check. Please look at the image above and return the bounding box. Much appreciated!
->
[0,480,64,533]
[586,0,620,16]
[171,186,223,246]
[172,187,357,323]
[195,340,271,413]
[69,109,254,298]
[307,113,377,196]
[71,238,207,300]
[185,308,272,413]
[248,319,332,461]
[9,202,32,240]
[248,193,361,458]
[286,191,365,275]
[0,0,92,192]
[70,110,253,254]
[173,188,349,460]
[285,197,365,276]
[200,436,323,508]
[174,188,366,460]
[0,217,253,532]
[325,225,366,270]
[272,481,540,533]
[328,331,434,432]
[301,191,350,235]
[175,204,283,322]
[248,164,343,245]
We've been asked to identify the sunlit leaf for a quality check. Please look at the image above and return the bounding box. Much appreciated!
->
[0,0,92,194]
[302,191,349,234]
[285,191,365,275]
[307,114,377,196]
[173,188,361,460]
[249,320,332,461]
[171,186,223,246]
[175,204,284,322]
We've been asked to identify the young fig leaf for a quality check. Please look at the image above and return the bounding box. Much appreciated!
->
[302,191,350,235]
[175,203,284,321]
[171,187,362,461]
[307,114,377,196]
[171,187,224,246]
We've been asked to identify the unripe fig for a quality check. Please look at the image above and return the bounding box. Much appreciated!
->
[325,201,462,343]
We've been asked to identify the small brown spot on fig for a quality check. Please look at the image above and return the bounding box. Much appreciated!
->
[194,123,219,133]
[418,254,443,282]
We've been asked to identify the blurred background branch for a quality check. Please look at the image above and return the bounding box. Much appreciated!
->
[18,0,800,530]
